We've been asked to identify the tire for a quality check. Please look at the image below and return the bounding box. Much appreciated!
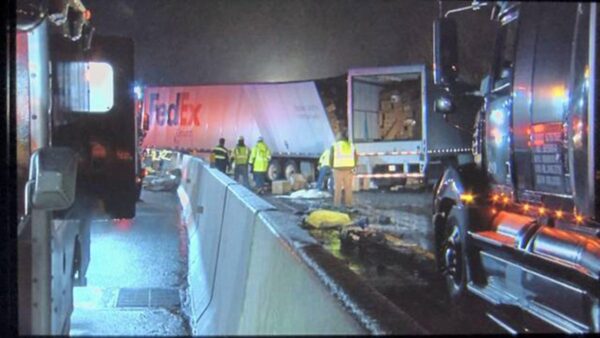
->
[284,160,298,181]
[439,206,468,303]
[267,160,281,181]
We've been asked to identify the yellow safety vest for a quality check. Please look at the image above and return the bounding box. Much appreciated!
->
[249,141,271,172]
[159,150,171,161]
[233,146,250,165]
[319,148,331,168]
[151,149,160,161]
[332,140,356,169]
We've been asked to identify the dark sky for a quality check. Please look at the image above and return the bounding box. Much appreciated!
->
[84,0,495,86]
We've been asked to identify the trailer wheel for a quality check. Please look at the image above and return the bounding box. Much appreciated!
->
[284,160,298,180]
[267,160,281,181]
[440,207,468,303]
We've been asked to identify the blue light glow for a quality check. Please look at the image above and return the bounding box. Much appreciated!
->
[134,85,143,100]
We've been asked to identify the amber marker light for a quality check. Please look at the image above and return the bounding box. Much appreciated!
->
[491,208,497,215]
[575,214,584,224]
[492,194,499,202]
[502,196,509,204]
[460,193,475,204]
[523,204,530,212]
[538,207,546,216]
[555,210,563,219]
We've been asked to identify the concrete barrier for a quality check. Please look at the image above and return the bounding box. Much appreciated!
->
[196,184,275,334]
[238,211,365,334]
[176,155,426,335]
[187,167,233,327]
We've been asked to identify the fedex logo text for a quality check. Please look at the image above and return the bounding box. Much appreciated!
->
[148,92,201,126]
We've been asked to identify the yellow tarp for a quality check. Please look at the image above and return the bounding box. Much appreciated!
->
[305,209,353,228]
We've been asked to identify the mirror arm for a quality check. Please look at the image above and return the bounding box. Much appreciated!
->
[444,1,489,18]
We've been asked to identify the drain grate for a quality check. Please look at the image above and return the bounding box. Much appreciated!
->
[117,288,180,308]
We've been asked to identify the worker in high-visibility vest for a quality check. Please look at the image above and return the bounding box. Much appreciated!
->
[249,136,271,194]
[150,148,160,162]
[147,148,161,172]
[316,147,333,191]
[212,138,230,173]
[232,136,250,187]
[158,149,172,171]
[159,149,171,161]
[329,131,357,207]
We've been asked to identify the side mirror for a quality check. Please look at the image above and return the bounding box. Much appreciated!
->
[433,17,459,86]
[29,147,78,211]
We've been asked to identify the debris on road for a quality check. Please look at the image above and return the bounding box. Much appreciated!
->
[289,173,308,191]
[279,189,332,199]
[340,225,387,249]
[303,209,353,229]
[143,169,182,192]
[271,180,292,195]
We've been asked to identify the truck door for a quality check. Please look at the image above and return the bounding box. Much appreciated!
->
[484,5,519,193]
[509,2,577,204]
[50,35,136,218]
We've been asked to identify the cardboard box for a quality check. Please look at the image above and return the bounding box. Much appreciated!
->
[326,103,336,113]
[380,100,393,111]
[271,180,291,195]
[289,173,307,191]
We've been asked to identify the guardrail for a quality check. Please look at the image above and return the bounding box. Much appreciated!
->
[174,154,426,335]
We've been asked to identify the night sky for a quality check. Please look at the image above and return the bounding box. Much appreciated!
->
[84,0,496,86]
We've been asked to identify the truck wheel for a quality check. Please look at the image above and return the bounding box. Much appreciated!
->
[284,160,298,181]
[440,207,468,303]
[267,160,281,181]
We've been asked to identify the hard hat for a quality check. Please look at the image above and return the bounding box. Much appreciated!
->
[258,136,263,141]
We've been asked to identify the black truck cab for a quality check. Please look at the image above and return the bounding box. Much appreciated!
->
[432,2,600,333]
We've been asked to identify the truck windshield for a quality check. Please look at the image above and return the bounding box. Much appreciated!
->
[351,73,422,143]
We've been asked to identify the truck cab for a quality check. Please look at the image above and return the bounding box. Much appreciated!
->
[432,2,600,333]
[16,0,137,334]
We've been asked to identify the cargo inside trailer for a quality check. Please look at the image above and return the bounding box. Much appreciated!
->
[351,73,422,142]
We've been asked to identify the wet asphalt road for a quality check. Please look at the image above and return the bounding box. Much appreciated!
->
[70,189,190,336]
[68,184,501,335]
[267,188,504,334]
